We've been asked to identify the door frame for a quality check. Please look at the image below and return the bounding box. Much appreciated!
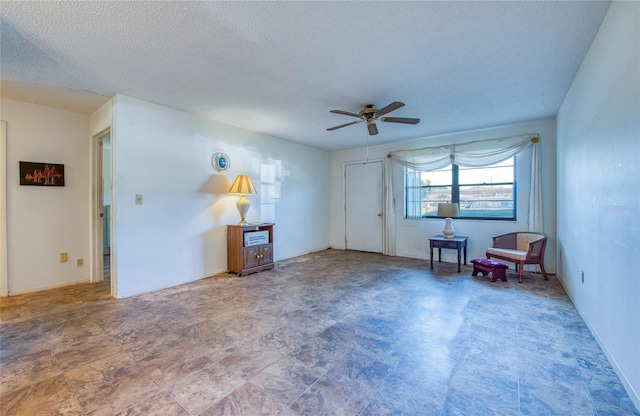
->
[343,159,384,252]
[1,121,7,296]
[91,128,111,290]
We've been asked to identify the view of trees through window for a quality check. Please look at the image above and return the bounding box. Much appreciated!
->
[406,157,515,220]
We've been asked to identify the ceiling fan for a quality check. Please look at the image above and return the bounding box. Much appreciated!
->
[326,101,420,135]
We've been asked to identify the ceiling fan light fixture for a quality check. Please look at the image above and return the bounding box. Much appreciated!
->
[367,122,379,136]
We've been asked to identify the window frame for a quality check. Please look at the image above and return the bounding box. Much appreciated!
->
[405,158,517,221]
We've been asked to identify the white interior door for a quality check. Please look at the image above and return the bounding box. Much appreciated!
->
[345,161,383,252]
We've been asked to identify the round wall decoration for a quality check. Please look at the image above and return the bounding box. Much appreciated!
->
[212,152,230,172]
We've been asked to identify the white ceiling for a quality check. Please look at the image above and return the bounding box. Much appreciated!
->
[0,1,610,151]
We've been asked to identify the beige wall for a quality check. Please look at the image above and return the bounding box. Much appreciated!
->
[1,95,331,298]
[110,95,330,297]
[1,98,91,294]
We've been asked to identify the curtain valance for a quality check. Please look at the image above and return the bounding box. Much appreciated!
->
[387,134,538,169]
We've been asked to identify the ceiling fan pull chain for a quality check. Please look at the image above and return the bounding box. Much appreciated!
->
[365,129,370,163]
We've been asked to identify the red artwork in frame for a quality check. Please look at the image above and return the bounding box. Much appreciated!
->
[19,161,65,186]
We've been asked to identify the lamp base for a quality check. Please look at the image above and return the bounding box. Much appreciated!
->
[236,195,250,226]
[442,217,455,239]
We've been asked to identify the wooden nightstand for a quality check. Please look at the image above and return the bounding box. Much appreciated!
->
[227,223,274,276]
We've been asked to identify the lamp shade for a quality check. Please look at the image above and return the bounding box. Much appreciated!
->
[437,203,459,218]
[228,175,258,195]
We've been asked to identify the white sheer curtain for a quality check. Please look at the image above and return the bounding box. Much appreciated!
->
[383,134,540,256]
[527,142,543,272]
[383,157,395,255]
[390,145,452,170]
[528,141,543,233]
[404,168,422,219]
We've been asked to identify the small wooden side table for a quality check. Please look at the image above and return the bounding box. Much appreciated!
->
[429,235,468,272]
[227,223,274,276]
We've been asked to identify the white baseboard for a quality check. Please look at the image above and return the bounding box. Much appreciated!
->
[7,278,90,296]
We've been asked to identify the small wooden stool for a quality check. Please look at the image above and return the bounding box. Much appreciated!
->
[471,258,508,282]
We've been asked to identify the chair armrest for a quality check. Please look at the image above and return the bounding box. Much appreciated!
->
[526,237,547,259]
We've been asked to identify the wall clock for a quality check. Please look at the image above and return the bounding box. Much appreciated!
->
[212,152,230,173]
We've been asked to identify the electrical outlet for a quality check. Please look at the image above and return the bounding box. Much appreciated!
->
[581,271,585,283]
[60,253,68,262]
[76,258,84,267]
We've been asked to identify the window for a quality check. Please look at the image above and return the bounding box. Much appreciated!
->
[405,157,515,220]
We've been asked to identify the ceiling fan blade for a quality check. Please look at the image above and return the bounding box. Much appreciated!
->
[326,120,363,131]
[376,101,405,117]
[367,122,379,135]
[380,117,420,125]
[330,109,362,118]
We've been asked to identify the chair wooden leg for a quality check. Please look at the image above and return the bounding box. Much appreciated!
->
[540,262,549,280]
[518,262,523,283]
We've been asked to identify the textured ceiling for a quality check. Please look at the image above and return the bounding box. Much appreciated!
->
[0,1,610,151]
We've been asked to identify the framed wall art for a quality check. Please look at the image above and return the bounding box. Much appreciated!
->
[19,161,65,186]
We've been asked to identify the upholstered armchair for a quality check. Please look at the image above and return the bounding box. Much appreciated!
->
[485,232,548,283]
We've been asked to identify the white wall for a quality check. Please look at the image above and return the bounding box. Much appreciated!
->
[1,98,91,294]
[557,1,639,409]
[329,118,557,271]
[111,95,329,297]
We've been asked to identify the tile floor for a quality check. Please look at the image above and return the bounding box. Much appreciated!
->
[1,250,638,415]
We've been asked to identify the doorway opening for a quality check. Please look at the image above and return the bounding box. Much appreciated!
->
[102,133,111,280]
[92,129,112,294]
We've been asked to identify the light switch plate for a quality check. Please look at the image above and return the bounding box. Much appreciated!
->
[135,195,143,205]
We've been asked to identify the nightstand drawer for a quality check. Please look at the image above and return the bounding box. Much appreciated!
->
[429,235,468,272]
[438,241,460,249]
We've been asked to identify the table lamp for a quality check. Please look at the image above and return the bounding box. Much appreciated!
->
[228,175,258,225]
[437,202,460,239]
